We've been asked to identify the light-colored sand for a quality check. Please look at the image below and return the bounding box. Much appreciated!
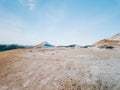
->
[0,48,120,90]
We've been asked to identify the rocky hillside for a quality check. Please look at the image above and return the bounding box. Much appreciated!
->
[35,41,54,48]
[94,33,120,47]
[110,33,120,40]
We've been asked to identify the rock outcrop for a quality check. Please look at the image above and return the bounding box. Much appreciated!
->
[94,33,120,47]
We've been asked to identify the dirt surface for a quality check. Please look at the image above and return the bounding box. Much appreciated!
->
[0,47,120,90]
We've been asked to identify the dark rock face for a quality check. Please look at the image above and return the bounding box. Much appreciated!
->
[58,44,80,48]
[98,46,114,49]
[81,45,93,48]
[65,44,79,48]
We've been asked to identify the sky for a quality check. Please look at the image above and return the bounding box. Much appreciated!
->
[0,0,120,45]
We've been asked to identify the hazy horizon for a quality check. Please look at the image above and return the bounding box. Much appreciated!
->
[0,0,120,45]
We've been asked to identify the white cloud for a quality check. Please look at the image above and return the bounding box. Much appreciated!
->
[19,0,35,11]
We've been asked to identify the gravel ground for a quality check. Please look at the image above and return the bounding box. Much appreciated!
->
[0,47,120,90]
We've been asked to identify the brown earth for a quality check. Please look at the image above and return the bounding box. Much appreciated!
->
[94,33,120,47]
[93,39,120,46]
[0,47,120,90]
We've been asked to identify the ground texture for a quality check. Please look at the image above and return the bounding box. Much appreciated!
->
[0,48,120,90]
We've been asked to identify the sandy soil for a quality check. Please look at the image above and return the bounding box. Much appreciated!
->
[0,47,120,90]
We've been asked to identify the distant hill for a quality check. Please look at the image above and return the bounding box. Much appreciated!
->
[94,33,120,47]
[58,44,80,48]
[109,33,120,40]
[0,44,30,52]
[35,41,54,48]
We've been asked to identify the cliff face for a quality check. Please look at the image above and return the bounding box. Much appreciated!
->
[94,33,120,46]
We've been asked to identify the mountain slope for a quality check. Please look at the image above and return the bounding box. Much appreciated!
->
[35,41,54,48]
[109,33,120,40]
[94,33,120,46]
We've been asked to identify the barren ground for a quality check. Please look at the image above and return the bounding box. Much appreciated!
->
[0,47,120,90]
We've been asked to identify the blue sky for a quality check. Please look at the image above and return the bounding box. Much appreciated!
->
[0,0,120,45]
